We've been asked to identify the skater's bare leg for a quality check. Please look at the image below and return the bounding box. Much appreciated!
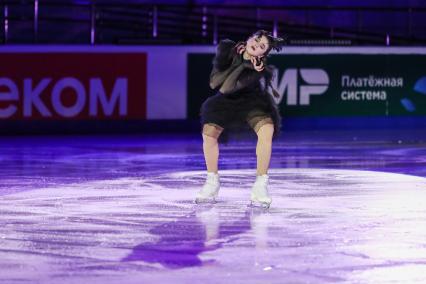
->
[196,124,223,203]
[248,119,274,208]
[202,123,223,173]
[255,120,274,175]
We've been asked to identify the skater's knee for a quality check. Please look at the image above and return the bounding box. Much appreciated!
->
[255,121,274,142]
[202,123,223,140]
[248,116,274,136]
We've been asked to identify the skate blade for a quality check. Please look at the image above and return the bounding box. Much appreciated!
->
[249,200,270,209]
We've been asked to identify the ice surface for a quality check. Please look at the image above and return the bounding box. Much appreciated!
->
[1,132,426,283]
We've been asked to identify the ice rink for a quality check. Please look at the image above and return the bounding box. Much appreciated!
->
[1,130,426,284]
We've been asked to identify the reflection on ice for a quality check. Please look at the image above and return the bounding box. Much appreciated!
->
[0,168,426,283]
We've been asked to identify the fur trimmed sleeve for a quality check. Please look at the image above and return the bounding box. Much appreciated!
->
[212,39,236,71]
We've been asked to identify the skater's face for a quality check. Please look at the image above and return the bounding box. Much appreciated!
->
[246,35,270,58]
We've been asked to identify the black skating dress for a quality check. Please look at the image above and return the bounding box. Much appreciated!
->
[200,39,281,143]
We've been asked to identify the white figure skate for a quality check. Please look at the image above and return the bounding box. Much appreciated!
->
[195,172,220,204]
[250,174,272,209]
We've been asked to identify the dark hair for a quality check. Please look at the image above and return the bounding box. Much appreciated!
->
[249,30,285,55]
[245,30,285,99]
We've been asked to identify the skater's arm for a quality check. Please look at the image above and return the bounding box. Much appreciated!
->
[209,65,235,89]
[209,50,246,89]
[209,39,260,91]
[212,39,236,71]
[209,39,241,89]
[218,64,262,95]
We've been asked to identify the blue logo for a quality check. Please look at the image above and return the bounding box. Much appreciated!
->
[400,76,426,112]
[414,76,426,95]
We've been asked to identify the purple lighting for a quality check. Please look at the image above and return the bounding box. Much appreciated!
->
[202,6,207,37]
[273,19,278,37]
[34,0,38,42]
[213,14,218,45]
[153,5,158,38]
[0,131,426,283]
[90,3,95,44]
[3,5,8,43]
[0,1,425,282]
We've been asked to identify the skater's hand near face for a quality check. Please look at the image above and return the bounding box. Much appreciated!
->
[251,56,265,72]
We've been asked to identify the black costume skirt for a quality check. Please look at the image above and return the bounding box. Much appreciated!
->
[200,90,281,143]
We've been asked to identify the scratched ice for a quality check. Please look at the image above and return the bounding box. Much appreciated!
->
[1,132,426,283]
[0,168,425,283]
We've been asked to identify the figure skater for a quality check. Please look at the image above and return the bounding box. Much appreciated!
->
[195,30,285,208]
